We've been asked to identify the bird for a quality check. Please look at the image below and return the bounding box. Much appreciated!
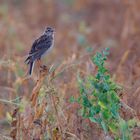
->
[25,27,55,75]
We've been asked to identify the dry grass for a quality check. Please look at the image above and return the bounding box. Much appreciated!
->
[10,65,62,140]
[0,0,140,139]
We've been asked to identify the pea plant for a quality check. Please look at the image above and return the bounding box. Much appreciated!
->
[71,48,137,140]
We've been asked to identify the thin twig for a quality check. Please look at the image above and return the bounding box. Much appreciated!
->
[120,99,137,116]
[0,99,20,106]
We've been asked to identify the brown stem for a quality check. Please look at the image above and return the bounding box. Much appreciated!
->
[30,66,49,107]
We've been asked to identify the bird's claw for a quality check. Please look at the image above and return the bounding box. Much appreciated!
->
[40,65,48,73]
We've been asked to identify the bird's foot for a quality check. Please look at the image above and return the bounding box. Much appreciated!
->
[40,65,48,73]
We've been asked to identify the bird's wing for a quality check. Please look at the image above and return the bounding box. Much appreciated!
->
[29,35,46,55]
[28,35,53,58]
[25,34,53,64]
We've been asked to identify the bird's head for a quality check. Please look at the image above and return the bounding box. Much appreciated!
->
[44,27,55,36]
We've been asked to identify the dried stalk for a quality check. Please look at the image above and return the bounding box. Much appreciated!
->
[30,66,49,107]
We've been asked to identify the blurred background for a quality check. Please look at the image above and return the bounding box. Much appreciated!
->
[0,0,140,139]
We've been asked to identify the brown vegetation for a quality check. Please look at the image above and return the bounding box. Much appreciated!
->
[0,0,140,139]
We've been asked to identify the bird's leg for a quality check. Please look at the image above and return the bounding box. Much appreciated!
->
[37,59,48,75]
[37,59,42,68]
[37,59,46,71]
[36,59,42,77]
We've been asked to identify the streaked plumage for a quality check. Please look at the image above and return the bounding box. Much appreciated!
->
[25,27,54,75]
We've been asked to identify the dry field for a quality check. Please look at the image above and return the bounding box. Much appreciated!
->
[0,0,140,139]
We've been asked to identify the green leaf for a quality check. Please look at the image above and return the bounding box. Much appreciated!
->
[103,50,109,56]
[82,95,92,107]
[80,106,89,118]
[89,117,98,123]
[110,103,120,119]
[89,117,101,124]
[108,121,118,134]
[105,47,110,51]
[89,105,100,116]
[102,110,111,120]
[98,101,107,110]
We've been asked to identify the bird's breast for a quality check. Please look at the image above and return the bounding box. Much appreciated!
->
[42,40,54,57]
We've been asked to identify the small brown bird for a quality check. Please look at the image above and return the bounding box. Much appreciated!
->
[25,27,55,75]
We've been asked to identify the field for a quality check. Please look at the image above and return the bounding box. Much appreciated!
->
[0,0,140,140]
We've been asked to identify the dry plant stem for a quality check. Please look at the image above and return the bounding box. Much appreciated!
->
[65,131,80,140]
[120,99,137,116]
[30,65,63,139]
[17,114,21,140]
[0,133,12,140]
[30,65,49,107]
[37,59,43,78]
[116,49,131,74]
[50,93,63,139]
[0,99,20,106]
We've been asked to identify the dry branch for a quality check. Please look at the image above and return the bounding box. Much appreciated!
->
[30,65,49,107]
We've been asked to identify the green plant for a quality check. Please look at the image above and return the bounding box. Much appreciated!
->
[71,48,135,139]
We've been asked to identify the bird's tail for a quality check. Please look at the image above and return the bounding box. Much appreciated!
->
[28,61,34,75]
